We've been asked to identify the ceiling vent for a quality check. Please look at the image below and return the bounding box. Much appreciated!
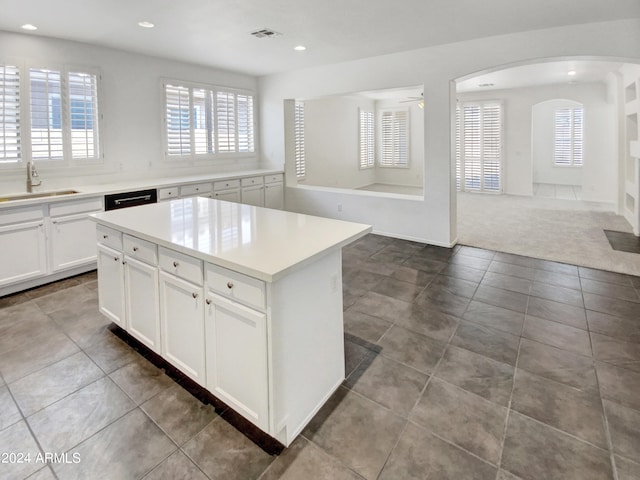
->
[250,28,282,38]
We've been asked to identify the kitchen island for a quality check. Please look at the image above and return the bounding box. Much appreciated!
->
[90,197,371,449]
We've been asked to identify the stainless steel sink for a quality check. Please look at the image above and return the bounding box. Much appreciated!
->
[0,190,80,202]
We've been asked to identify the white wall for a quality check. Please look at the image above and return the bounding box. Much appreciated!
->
[303,96,376,188]
[260,19,640,245]
[458,82,617,203]
[0,30,259,193]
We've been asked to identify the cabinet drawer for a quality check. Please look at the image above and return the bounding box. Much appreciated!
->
[123,234,157,265]
[214,179,240,190]
[0,205,45,226]
[97,224,123,250]
[181,183,212,196]
[240,176,264,187]
[159,247,203,285]
[50,197,103,217]
[264,174,283,184]
[206,263,265,311]
[158,187,178,201]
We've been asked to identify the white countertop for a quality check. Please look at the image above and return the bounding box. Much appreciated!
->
[90,198,372,282]
[0,169,282,209]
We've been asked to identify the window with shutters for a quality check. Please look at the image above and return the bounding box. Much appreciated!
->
[294,101,305,178]
[164,80,255,161]
[456,101,502,193]
[0,64,101,167]
[359,109,374,169]
[0,64,20,163]
[554,107,583,167]
[380,109,409,168]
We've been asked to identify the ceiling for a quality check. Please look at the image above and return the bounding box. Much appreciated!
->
[0,0,639,77]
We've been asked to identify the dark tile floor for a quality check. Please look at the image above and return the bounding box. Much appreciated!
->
[1,234,640,479]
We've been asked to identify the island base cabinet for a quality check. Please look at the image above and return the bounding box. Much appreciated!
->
[96,244,126,329]
[205,293,268,431]
[124,256,160,353]
[159,271,205,386]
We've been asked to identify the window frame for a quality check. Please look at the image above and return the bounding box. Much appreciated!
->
[294,101,305,179]
[553,106,583,168]
[359,108,374,170]
[378,107,410,169]
[162,78,256,164]
[0,61,103,170]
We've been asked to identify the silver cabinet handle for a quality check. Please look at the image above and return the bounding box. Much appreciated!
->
[173,261,179,268]
[192,292,198,299]
[227,282,234,289]
[205,298,211,305]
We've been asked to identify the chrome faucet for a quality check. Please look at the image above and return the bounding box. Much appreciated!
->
[26,161,42,192]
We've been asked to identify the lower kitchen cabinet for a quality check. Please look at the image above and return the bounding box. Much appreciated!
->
[205,293,268,430]
[159,271,206,385]
[124,256,160,352]
[96,243,126,329]
[0,215,47,287]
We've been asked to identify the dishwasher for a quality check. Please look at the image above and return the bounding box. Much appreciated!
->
[104,188,158,211]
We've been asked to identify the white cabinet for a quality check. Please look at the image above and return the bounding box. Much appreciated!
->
[158,187,179,201]
[205,293,268,430]
[158,247,205,385]
[96,243,126,329]
[241,177,265,207]
[213,179,241,203]
[0,206,47,287]
[264,183,284,210]
[124,254,160,353]
[159,271,205,385]
[49,197,103,272]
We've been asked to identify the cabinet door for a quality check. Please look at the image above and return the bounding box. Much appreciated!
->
[264,183,284,210]
[96,244,126,329]
[213,189,240,203]
[205,293,268,430]
[241,186,264,207]
[50,212,99,272]
[124,256,160,352]
[159,272,205,385]
[0,220,47,287]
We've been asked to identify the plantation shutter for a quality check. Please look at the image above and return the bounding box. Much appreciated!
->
[237,94,254,153]
[165,84,191,155]
[294,102,305,178]
[216,91,236,153]
[359,110,374,169]
[380,109,409,167]
[554,107,583,167]
[458,101,502,192]
[68,71,99,159]
[0,64,20,163]
[30,68,64,160]
[193,88,213,155]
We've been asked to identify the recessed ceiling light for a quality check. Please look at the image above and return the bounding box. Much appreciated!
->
[567,70,577,76]
[137,21,155,28]
[21,24,38,31]
[294,45,306,51]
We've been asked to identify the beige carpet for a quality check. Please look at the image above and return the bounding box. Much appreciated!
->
[457,192,640,277]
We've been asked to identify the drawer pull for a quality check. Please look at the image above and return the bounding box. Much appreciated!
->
[205,298,212,305]
[227,282,234,289]
[173,261,179,268]
[113,257,119,262]
[192,292,199,299]
[133,246,139,252]
[103,234,108,239]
